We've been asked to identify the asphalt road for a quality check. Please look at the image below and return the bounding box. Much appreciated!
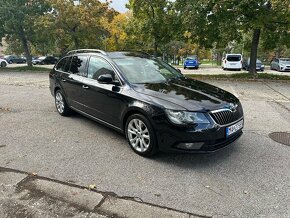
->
[0,71,289,217]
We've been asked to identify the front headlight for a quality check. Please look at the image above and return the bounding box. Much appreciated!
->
[280,64,285,67]
[165,110,210,125]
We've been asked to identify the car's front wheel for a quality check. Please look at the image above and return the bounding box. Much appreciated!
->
[125,114,158,157]
[55,90,71,116]
[0,61,7,67]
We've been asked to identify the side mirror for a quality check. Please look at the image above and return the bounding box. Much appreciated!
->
[97,74,114,84]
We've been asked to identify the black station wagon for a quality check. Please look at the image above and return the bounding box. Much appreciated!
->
[49,49,244,156]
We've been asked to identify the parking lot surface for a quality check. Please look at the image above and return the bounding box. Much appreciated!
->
[0,71,289,217]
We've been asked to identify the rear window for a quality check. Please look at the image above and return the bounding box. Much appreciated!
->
[227,55,241,62]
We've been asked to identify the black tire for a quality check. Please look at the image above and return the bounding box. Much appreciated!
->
[125,114,158,157]
[184,66,186,69]
[0,61,7,67]
[54,90,72,116]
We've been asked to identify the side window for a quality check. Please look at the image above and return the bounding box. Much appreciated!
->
[63,57,72,72]
[69,55,88,76]
[87,57,116,81]
[55,57,68,71]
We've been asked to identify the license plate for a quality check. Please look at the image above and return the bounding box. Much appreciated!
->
[226,119,243,137]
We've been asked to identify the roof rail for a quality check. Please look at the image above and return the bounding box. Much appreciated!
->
[66,49,107,56]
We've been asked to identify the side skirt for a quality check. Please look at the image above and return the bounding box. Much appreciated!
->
[70,106,124,134]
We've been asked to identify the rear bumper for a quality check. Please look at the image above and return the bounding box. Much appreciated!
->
[184,63,199,68]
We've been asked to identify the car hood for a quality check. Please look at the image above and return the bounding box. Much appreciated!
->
[132,77,239,111]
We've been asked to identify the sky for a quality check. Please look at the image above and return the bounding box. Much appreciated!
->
[108,0,129,13]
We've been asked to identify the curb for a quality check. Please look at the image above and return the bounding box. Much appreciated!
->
[0,167,209,218]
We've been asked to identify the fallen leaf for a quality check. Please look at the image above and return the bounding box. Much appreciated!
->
[88,184,96,190]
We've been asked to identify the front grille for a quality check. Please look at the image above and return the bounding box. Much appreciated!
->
[210,103,243,125]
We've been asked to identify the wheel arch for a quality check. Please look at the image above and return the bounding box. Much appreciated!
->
[122,107,151,133]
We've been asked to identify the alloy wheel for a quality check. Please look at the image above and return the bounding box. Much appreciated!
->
[55,92,65,114]
[127,118,150,153]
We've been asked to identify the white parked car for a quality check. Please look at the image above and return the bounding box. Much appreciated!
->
[222,54,242,70]
[0,58,8,67]
[270,58,290,72]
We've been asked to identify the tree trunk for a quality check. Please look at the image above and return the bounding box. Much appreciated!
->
[249,29,261,75]
[216,51,222,66]
[154,39,158,57]
[19,26,32,67]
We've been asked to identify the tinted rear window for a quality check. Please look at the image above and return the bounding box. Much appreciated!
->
[227,56,241,62]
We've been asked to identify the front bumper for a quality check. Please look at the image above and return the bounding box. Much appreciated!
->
[280,66,290,71]
[153,117,243,153]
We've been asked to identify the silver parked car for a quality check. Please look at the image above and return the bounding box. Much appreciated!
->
[270,58,290,72]
[0,58,8,67]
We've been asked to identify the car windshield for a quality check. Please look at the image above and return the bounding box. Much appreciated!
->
[280,59,290,64]
[113,57,183,84]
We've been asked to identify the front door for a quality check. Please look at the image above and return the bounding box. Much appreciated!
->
[81,56,125,128]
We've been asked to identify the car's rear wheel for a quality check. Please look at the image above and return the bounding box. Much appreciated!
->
[55,90,71,116]
[125,114,158,157]
[0,61,7,67]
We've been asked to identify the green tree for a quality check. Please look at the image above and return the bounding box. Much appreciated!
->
[177,0,290,74]
[46,0,115,54]
[0,0,50,66]
[128,0,176,57]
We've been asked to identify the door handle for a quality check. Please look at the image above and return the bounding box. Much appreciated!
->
[61,79,67,82]
[82,85,89,89]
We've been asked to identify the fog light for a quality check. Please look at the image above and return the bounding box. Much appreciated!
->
[176,142,204,150]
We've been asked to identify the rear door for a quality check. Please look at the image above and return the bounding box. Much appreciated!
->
[226,55,242,68]
[61,55,88,110]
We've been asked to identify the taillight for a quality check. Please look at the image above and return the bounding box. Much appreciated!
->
[225,60,227,64]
